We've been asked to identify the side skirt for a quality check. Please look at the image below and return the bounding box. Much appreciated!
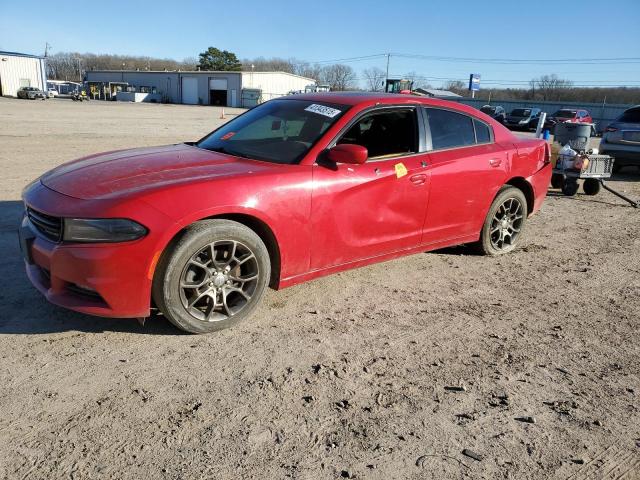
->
[277,234,479,290]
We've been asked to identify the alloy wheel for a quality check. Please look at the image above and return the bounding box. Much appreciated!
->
[489,197,524,250]
[179,240,259,322]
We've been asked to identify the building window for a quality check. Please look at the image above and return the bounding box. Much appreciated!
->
[139,86,151,93]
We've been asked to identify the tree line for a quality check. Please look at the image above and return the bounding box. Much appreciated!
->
[444,75,640,105]
[46,49,640,104]
[45,52,198,82]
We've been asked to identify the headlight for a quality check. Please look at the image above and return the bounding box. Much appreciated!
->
[63,218,147,243]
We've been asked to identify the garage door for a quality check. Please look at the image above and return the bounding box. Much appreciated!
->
[182,77,198,105]
[209,78,228,90]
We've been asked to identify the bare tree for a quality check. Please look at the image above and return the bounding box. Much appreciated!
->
[529,74,573,101]
[403,71,432,91]
[321,64,356,91]
[293,61,323,82]
[46,52,199,80]
[240,56,296,73]
[363,67,386,91]
[444,80,467,95]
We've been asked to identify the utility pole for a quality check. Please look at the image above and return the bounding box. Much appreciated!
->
[385,53,390,92]
[44,42,51,57]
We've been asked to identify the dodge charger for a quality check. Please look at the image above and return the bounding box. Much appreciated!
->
[20,93,552,333]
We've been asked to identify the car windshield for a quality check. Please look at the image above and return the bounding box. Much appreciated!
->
[617,108,640,124]
[196,99,349,164]
[554,110,576,118]
[481,106,496,114]
[511,109,531,117]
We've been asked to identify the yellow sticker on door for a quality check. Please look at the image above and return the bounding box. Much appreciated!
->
[395,163,408,178]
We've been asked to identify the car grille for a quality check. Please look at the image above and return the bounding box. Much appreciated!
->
[27,207,62,242]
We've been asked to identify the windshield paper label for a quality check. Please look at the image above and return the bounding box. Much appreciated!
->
[304,104,341,118]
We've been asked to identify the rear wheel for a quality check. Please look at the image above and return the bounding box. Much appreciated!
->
[475,186,528,255]
[153,220,270,334]
[583,178,601,196]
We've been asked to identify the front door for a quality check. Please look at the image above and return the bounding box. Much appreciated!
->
[310,107,430,270]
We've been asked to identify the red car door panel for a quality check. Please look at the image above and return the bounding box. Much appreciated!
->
[422,142,510,244]
[310,155,430,270]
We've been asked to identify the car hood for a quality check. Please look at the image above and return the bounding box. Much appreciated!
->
[41,143,275,200]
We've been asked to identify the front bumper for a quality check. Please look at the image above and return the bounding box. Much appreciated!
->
[21,182,173,318]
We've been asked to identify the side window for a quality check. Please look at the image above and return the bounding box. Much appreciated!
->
[337,109,418,159]
[426,108,476,150]
[474,119,491,144]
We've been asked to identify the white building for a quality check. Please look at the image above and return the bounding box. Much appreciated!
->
[0,51,47,97]
[85,70,315,107]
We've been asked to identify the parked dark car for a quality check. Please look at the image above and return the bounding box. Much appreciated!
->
[17,86,47,100]
[504,108,542,130]
[600,105,640,171]
[480,105,506,124]
[544,108,593,131]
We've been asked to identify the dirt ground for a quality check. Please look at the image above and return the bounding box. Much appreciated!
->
[0,97,639,480]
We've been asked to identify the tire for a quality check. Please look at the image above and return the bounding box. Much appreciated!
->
[551,173,564,189]
[612,164,622,174]
[153,219,271,334]
[583,178,601,196]
[475,186,528,256]
[562,180,579,196]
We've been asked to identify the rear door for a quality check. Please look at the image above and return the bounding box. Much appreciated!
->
[310,106,430,269]
[421,108,509,244]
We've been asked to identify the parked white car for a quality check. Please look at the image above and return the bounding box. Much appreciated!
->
[47,88,58,98]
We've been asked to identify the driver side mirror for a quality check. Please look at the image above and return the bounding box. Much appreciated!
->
[328,144,368,165]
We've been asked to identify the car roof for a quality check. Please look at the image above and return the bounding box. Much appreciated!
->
[281,92,516,143]
[282,91,487,116]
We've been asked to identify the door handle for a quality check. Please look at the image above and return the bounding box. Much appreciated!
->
[409,174,426,185]
[489,158,502,167]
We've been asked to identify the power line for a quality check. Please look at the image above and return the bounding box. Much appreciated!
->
[392,53,640,65]
[299,52,640,66]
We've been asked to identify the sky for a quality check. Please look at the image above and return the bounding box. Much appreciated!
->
[1,0,639,89]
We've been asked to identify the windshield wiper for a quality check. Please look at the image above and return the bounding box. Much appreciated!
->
[201,145,253,160]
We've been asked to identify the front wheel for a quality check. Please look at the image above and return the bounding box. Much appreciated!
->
[551,173,564,189]
[153,219,271,334]
[475,186,528,255]
[583,178,601,196]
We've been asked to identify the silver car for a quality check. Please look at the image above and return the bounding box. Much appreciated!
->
[17,86,47,100]
[600,106,640,172]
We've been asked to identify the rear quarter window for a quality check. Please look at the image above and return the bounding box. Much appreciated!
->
[474,119,491,143]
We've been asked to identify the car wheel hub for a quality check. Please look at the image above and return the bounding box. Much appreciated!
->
[212,272,227,287]
[179,240,260,323]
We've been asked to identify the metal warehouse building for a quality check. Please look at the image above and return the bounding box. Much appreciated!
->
[0,51,47,97]
[85,70,315,107]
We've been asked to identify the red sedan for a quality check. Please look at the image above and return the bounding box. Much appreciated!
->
[20,93,552,333]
